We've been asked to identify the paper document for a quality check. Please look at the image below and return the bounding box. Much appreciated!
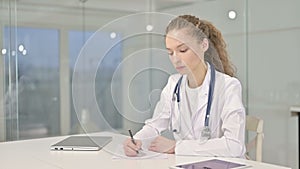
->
[112,144,168,160]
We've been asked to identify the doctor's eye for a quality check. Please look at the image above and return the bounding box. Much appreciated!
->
[168,51,174,56]
[179,48,188,53]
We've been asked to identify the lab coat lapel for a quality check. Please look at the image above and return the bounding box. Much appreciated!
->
[191,64,211,121]
[179,76,194,139]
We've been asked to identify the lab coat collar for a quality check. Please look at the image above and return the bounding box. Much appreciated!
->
[183,62,212,111]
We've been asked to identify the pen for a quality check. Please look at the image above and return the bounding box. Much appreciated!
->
[128,129,139,153]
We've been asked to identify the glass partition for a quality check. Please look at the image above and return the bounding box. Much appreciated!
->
[0,0,299,169]
[3,26,60,140]
[0,0,131,139]
[0,0,9,141]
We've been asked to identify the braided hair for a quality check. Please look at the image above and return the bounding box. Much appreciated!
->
[166,15,236,77]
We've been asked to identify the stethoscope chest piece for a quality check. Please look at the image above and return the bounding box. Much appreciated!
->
[201,126,211,139]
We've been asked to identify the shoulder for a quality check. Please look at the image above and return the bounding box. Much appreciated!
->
[216,71,241,85]
[158,73,183,99]
[215,71,242,91]
[168,73,183,84]
[162,73,183,92]
[215,72,245,112]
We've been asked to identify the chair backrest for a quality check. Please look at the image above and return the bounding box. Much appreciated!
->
[245,115,264,162]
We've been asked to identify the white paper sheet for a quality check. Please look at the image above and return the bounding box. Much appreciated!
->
[112,144,168,160]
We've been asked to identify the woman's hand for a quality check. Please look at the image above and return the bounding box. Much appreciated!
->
[123,138,142,157]
[148,136,176,154]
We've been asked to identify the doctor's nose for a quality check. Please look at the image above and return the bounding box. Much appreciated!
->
[170,52,181,62]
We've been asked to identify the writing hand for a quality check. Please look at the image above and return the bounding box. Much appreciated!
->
[123,138,142,157]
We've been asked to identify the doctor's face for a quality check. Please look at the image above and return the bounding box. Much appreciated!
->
[165,30,206,75]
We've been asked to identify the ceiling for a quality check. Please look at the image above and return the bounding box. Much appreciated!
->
[17,0,197,13]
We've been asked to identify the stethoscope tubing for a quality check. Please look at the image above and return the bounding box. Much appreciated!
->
[171,63,216,133]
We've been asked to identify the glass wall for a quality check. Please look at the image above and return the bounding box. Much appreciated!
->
[0,0,129,139]
[3,26,60,140]
[0,0,299,169]
[247,1,300,168]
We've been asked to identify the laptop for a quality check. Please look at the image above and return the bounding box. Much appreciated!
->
[50,136,112,151]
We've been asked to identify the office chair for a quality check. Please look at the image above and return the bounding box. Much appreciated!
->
[245,115,264,162]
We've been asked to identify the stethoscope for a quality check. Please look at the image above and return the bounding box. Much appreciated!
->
[170,63,216,139]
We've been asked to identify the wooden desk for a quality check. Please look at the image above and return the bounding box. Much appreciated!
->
[0,132,291,169]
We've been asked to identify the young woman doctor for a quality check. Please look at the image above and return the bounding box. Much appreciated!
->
[123,15,246,158]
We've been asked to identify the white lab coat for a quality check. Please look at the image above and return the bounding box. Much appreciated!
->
[134,64,246,158]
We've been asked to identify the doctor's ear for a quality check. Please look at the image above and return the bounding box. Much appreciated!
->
[201,38,209,52]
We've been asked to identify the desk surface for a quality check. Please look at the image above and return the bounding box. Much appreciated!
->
[0,132,291,169]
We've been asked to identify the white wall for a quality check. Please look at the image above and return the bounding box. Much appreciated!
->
[161,0,300,169]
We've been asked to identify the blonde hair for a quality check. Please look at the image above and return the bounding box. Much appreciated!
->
[166,15,236,77]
